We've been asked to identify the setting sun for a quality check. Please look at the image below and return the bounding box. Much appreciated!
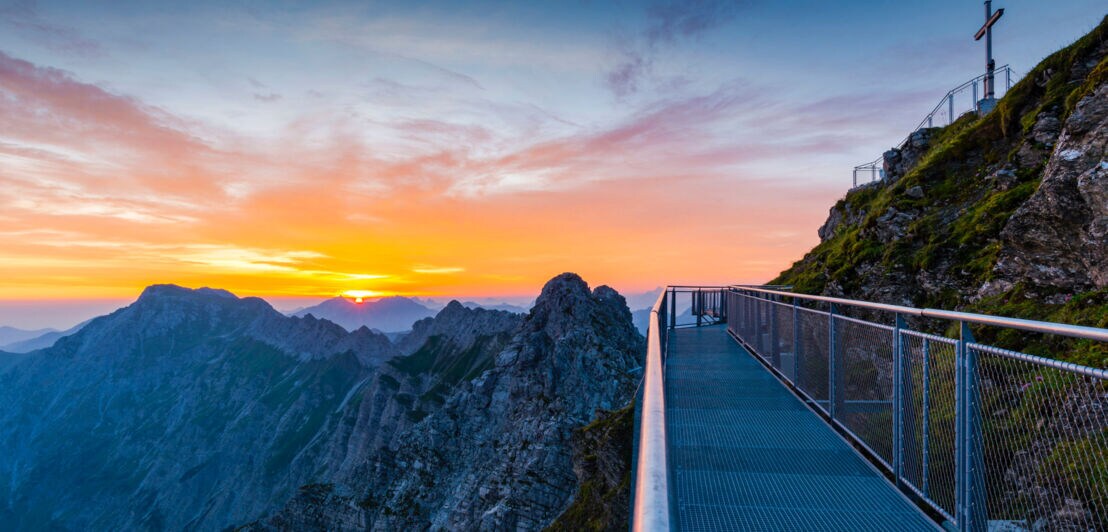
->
[341,290,386,304]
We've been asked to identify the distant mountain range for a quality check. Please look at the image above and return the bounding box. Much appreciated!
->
[0,325,54,346]
[410,297,532,315]
[293,296,438,332]
[0,321,89,353]
[292,296,529,333]
[0,274,642,530]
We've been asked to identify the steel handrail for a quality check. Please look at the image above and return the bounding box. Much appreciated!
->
[631,288,671,531]
[729,286,1108,342]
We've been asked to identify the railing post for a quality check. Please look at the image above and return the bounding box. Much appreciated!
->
[770,294,780,368]
[719,289,727,323]
[792,299,800,383]
[956,321,985,532]
[828,302,841,419]
[669,288,676,330]
[922,338,931,498]
[892,313,903,484]
[696,289,702,327]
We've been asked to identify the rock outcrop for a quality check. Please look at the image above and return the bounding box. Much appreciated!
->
[882,127,938,183]
[253,273,643,530]
[546,405,634,531]
[988,82,1108,300]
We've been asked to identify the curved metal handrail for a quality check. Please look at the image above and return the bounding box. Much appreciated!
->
[631,289,671,531]
[729,285,1108,342]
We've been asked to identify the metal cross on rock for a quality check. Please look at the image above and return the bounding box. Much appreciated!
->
[974,1,1004,114]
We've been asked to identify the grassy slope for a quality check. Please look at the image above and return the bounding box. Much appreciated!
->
[773,16,1108,366]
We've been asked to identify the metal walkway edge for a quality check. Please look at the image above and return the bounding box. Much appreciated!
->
[665,325,937,531]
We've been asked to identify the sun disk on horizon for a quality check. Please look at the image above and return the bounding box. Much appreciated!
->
[341,289,384,304]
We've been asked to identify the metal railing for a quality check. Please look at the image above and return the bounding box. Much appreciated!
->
[631,286,728,531]
[631,288,671,531]
[853,65,1017,188]
[728,286,1108,532]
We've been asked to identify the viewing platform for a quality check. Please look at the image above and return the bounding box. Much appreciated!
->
[632,287,1108,532]
[665,325,935,531]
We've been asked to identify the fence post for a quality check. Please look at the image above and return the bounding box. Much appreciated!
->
[792,299,800,384]
[719,289,727,323]
[758,295,767,354]
[746,292,752,339]
[893,313,905,485]
[828,303,840,419]
[669,288,676,329]
[922,338,931,498]
[697,289,703,327]
[770,294,780,368]
[956,322,985,532]
[948,93,954,124]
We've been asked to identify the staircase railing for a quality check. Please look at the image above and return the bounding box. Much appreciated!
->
[852,65,1017,188]
[727,286,1108,532]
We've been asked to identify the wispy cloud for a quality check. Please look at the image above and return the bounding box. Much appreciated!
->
[413,266,465,275]
[0,0,103,57]
[0,40,856,299]
[606,0,746,98]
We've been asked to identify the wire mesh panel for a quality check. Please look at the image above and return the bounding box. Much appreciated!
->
[972,344,1108,529]
[724,287,1108,532]
[834,316,896,467]
[749,297,766,354]
[772,301,795,381]
[901,331,958,522]
[796,307,831,413]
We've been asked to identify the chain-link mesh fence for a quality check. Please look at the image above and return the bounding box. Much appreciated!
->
[727,288,1108,531]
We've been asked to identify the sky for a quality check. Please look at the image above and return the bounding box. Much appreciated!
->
[0,0,1104,329]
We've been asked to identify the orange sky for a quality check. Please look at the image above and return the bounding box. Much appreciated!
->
[4,1,1098,309]
[0,47,842,302]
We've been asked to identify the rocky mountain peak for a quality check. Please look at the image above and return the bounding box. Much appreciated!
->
[528,272,620,341]
[397,298,521,356]
[253,273,642,530]
[136,284,237,303]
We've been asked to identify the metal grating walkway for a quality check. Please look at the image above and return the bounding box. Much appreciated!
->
[665,325,937,531]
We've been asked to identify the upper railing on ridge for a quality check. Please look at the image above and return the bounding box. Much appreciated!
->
[852,65,1017,188]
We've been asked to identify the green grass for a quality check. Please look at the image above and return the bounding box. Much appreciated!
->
[771,15,1108,368]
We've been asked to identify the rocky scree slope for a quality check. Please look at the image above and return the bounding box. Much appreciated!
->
[252,273,643,530]
[775,16,1108,365]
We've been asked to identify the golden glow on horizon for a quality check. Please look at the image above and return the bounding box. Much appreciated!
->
[0,48,842,302]
[341,290,387,304]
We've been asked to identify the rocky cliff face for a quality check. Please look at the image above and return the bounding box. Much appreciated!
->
[776,17,1108,361]
[988,81,1108,300]
[252,273,643,530]
[546,405,634,531]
